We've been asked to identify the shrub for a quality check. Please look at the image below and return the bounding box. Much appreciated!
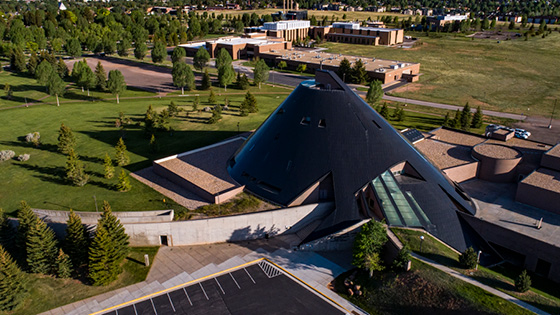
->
[459,247,478,269]
[25,132,40,146]
[393,244,411,271]
[515,270,531,293]
[0,150,15,162]
[17,154,30,162]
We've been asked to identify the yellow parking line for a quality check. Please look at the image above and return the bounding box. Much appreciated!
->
[89,258,264,315]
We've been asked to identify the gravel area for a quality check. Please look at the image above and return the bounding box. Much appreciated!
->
[521,167,560,193]
[430,128,486,147]
[131,167,210,210]
[415,140,475,169]
[158,138,244,195]
[473,143,522,160]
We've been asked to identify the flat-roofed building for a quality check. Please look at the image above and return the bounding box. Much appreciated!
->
[427,14,468,29]
[262,20,311,42]
[179,35,292,59]
[311,22,404,46]
[257,49,420,84]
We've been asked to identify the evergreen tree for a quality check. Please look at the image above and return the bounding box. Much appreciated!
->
[351,59,367,84]
[36,60,54,86]
[379,102,389,119]
[88,226,120,286]
[253,59,269,89]
[208,105,222,124]
[240,91,258,115]
[338,58,352,82]
[0,209,15,255]
[452,109,462,128]
[57,58,69,79]
[98,201,129,264]
[65,149,89,186]
[443,112,451,127]
[48,71,66,106]
[208,89,217,104]
[77,62,96,96]
[515,270,532,293]
[107,70,126,104]
[0,245,28,312]
[27,51,39,76]
[15,201,35,267]
[471,106,483,129]
[63,210,89,270]
[114,138,130,166]
[460,102,472,130]
[151,41,167,64]
[55,249,72,278]
[26,217,58,274]
[94,61,107,91]
[144,105,157,133]
[201,69,211,90]
[238,73,250,90]
[10,47,25,72]
[459,247,478,269]
[366,80,383,105]
[149,134,159,153]
[168,101,179,117]
[103,153,114,179]
[397,108,406,122]
[192,96,200,112]
[134,41,147,60]
[171,47,186,64]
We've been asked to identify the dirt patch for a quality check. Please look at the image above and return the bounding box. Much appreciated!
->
[391,83,435,94]
[470,31,522,41]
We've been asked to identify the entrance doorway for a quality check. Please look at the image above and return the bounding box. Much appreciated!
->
[160,235,169,246]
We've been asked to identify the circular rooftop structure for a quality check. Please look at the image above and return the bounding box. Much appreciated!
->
[473,143,522,160]
[472,143,523,183]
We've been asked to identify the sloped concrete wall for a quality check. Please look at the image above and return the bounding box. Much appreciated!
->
[124,203,334,246]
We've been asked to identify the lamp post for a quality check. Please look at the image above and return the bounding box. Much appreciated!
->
[476,250,482,270]
[420,235,425,253]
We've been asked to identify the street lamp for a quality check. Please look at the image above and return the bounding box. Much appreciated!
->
[476,250,482,270]
[420,235,425,253]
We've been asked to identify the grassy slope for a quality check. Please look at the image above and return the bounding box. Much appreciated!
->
[392,228,560,314]
[0,77,287,214]
[321,31,560,117]
[0,247,159,315]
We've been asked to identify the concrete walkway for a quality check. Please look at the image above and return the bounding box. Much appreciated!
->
[411,253,550,315]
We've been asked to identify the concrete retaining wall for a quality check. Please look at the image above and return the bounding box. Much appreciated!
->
[443,162,479,183]
[124,203,334,246]
[33,209,174,225]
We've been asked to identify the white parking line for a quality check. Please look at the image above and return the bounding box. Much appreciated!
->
[167,293,176,312]
[215,278,225,295]
[150,298,158,315]
[199,283,209,300]
[244,268,256,284]
[183,287,193,306]
[133,304,138,315]
[230,273,241,289]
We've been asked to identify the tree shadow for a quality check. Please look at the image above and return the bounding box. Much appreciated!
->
[15,163,67,185]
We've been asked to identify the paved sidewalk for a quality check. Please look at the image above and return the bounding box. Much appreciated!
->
[412,253,550,315]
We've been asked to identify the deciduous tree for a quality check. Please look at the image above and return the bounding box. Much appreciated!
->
[193,47,210,70]
[352,219,387,272]
[151,41,167,64]
[253,59,269,89]
[107,70,126,104]
[171,47,186,63]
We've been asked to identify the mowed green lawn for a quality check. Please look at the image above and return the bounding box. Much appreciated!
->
[321,31,560,117]
[0,79,288,214]
[0,71,156,110]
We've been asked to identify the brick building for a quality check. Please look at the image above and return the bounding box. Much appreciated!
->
[311,22,404,46]
[179,35,292,60]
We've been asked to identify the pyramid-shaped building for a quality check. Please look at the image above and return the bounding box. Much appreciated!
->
[227,71,480,251]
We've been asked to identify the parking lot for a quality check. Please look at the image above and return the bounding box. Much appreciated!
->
[102,262,344,315]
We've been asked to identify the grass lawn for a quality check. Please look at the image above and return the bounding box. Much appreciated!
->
[0,71,156,110]
[334,259,531,315]
[321,31,560,117]
[2,246,159,315]
[212,8,408,21]
[0,77,288,214]
[392,228,560,314]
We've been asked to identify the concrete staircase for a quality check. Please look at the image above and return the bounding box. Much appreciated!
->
[44,246,364,315]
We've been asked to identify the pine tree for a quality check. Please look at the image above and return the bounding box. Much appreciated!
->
[379,102,389,119]
[63,210,89,270]
[144,105,157,133]
[338,58,352,82]
[397,108,406,122]
[238,73,250,90]
[98,201,129,263]
[201,69,212,90]
[208,105,222,124]
[55,249,73,278]
[15,201,35,267]
[443,112,451,127]
[103,153,114,179]
[114,138,130,166]
[26,217,58,274]
[27,51,39,76]
[65,149,89,186]
[240,91,258,115]
[366,80,383,105]
[149,134,158,153]
[452,109,462,128]
[57,123,76,154]
[88,226,120,286]
[0,209,15,254]
[0,245,28,312]
[471,106,483,129]
[168,101,179,117]
[116,169,132,192]
[351,59,367,84]
[57,58,69,79]
[460,102,472,131]
[208,89,216,104]
[94,61,107,91]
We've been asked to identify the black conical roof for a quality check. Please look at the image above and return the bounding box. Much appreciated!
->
[227,71,477,251]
